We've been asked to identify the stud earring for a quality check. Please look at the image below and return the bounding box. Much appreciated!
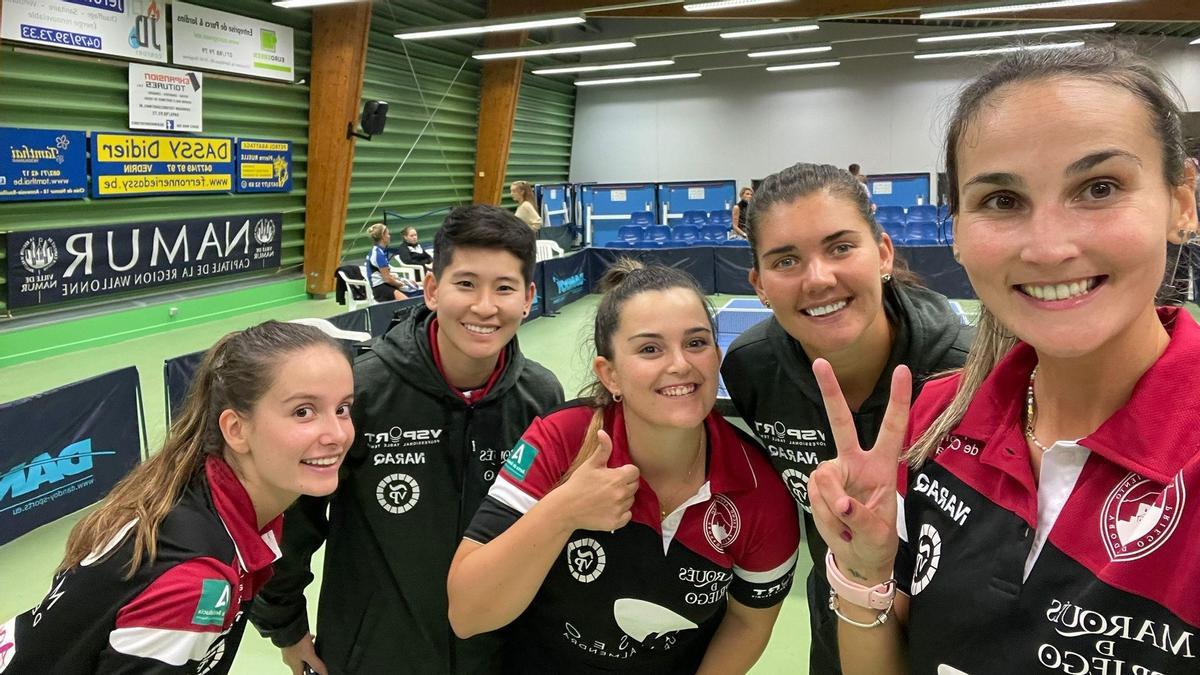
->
[762,298,772,308]
[881,273,893,284]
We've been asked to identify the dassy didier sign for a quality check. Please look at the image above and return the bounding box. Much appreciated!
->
[7,213,282,309]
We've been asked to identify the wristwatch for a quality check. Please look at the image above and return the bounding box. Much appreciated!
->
[825,549,895,610]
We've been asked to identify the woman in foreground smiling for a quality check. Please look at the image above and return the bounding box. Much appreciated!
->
[447,259,800,674]
[0,321,354,674]
[807,41,1200,674]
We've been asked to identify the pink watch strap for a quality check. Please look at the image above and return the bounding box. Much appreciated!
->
[825,550,896,610]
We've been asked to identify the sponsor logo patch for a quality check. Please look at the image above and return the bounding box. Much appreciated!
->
[1101,472,1184,562]
[192,579,230,626]
[503,440,539,481]
[780,468,810,512]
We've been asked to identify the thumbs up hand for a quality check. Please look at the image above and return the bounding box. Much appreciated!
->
[551,430,641,533]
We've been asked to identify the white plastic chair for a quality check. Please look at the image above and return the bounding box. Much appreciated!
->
[336,265,375,312]
[536,240,565,262]
[389,257,426,284]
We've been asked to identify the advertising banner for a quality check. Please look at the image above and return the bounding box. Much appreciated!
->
[0,367,143,547]
[129,63,203,132]
[172,1,294,82]
[163,349,205,424]
[1,0,166,62]
[6,213,283,309]
[235,139,291,193]
[91,132,233,197]
[542,251,588,313]
[0,127,87,202]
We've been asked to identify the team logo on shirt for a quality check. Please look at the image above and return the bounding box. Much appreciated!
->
[910,523,942,595]
[566,538,606,583]
[780,469,811,512]
[613,598,698,652]
[195,635,226,675]
[375,473,420,514]
[703,494,741,552]
[1101,472,1184,562]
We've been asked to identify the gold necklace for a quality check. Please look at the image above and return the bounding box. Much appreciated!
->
[1024,365,1052,453]
[659,429,706,520]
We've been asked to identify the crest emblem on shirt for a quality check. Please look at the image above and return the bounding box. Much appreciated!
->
[703,494,741,552]
[910,523,942,595]
[375,473,421,514]
[566,538,606,583]
[780,469,811,512]
[1101,472,1184,562]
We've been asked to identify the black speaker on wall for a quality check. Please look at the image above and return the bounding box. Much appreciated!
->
[349,100,389,141]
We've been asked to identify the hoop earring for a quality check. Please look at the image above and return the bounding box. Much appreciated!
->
[612,393,623,403]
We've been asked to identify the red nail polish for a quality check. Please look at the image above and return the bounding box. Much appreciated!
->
[840,530,853,542]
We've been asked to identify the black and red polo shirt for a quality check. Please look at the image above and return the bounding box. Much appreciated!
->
[465,401,800,674]
[0,456,282,674]
[896,308,1200,674]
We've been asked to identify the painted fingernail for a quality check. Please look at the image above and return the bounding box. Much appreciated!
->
[840,530,853,542]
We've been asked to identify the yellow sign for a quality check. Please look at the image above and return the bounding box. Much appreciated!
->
[96,174,232,195]
[94,134,231,163]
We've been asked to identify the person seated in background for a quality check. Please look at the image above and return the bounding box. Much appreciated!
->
[511,180,543,231]
[396,225,433,270]
[365,223,411,301]
[731,186,753,238]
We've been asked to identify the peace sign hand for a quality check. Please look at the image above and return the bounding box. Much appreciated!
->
[807,359,912,586]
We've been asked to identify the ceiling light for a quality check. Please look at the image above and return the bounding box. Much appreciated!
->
[748,44,833,58]
[918,22,1115,43]
[766,60,841,72]
[395,14,585,40]
[273,0,361,7]
[921,0,1130,20]
[914,40,1084,60]
[575,72,702,86]
[721,22,820,39]
[684,0,788,12]
[474,40,636,61]
[532,58,676,75]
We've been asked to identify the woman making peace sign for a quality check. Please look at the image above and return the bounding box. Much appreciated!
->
[809,42,1200,674]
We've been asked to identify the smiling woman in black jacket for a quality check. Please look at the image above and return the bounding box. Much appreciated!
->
[720,162,972,675]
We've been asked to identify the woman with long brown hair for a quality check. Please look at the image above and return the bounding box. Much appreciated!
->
[1,321,354,674]
[510,180,543,231]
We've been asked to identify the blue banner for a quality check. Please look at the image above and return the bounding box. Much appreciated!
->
[91,132,233,198]
[588,246,717,295]
[6,213,283,309]
[163,350,205,424]
[1,367,143,546]
[0,127,87,202]
[543,251,588,313]
[235,138,292,193]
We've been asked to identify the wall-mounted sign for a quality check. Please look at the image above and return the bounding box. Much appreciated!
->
[90,132,233,198]
[6,213,283,309]
[129,64,203,132]
[172,1,294,82]
[1,0,166,62]
[235,139,292,193]
[0,127,87,202]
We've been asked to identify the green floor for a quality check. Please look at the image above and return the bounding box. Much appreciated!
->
[0,293,813,674]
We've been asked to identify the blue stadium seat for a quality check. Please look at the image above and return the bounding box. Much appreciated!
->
[682,210,709,226]
[941,217,954,245]
[906,205,938,222]
[616,225,645,244]
[904,219,940,245]
[604,240,638,248]
[876,206,906,224]
[671,225,700,246]
[630,211,655,227]
[709,210,732,226]
[645,225,671,244]
[721,238,750,247]
[937,204,950,222]
[882,222,907,243]
[699,225,727,243]
[634,240,665,248]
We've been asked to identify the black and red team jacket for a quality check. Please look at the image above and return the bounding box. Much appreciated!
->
[896,307,1200,674]
[465,402,800,674]
[0,456,282,674]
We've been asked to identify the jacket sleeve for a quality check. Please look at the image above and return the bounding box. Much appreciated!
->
[95,558,238,674]
[247,493,330,648]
